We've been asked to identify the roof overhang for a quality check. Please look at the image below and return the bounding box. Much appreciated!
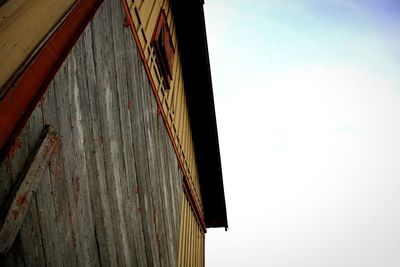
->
[171,0,228,229]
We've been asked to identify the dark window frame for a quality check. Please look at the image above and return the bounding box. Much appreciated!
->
[151,9,175,90]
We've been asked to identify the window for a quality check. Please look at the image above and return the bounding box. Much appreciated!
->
[151,10,175,89]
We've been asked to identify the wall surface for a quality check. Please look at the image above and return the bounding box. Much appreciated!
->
[125,0,204,212]
[178,193,205,267]
[0,0,182,266]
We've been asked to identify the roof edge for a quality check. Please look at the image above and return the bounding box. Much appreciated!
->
[171,0,228,229]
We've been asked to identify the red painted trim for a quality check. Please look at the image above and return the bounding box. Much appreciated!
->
[121,0,207,232]
[0,0,103,160]
[183,179,207,233]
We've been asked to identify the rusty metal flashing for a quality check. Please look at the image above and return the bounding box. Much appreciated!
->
[0,0,103,161]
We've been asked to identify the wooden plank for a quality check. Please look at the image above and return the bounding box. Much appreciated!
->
[0,125,59,254]
[155,119,171,265]
[120,10,150,265]
[149,90,169,265]
[111,2,150,266]
[1,107,46,267]
[139,0,156,34]
[143,0,160,40]
[158,112,183,266]
[124,16,159,267]
[76,27,106,264]
[0,118,41,263]
[50,35,104,266]
[52,56,83,266]
[0,123,30,267]
[41,80,78,266]
[122,9,157,267]
[59,33,98,264]
[67,33,101,266]
[161,112,184,264]
[34,167,64,267]
[80,16,118,267]
[63,45,87,263]
[91,2,131,266]
[142,51,164,267]
[19,106,52,267]
[102,3,133,265]
[0,132,27,261]
[141,58,166,266]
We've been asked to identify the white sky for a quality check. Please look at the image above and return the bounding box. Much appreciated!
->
[204,1,400,266]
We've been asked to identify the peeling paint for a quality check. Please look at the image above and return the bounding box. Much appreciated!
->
[7,137,22,159]
[16,192,28,206]
[72,174,80,204]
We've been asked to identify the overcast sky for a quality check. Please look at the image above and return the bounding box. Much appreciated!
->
[204,1,400,266]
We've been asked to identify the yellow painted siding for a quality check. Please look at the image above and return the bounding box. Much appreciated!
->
[0,0,76,88]
[125,0,203,212]
[178,193,205,267]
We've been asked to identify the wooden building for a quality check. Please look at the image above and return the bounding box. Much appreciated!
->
[0,0,227,266]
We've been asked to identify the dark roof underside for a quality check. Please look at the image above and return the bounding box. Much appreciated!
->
[171,0,228,229]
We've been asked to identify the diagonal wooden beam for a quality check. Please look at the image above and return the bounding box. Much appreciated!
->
[0,125,59,255]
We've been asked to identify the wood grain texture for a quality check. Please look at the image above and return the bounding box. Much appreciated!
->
[0,0,183,265]
[18,107,49,267]
[126,0,204,214]
[0,125,59,255]
[178,193,205,267]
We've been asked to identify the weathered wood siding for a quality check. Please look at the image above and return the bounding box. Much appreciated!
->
[178,193,205,267]
[125,0,203,213]
[0,0,76,89]
[0,0,182,265]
